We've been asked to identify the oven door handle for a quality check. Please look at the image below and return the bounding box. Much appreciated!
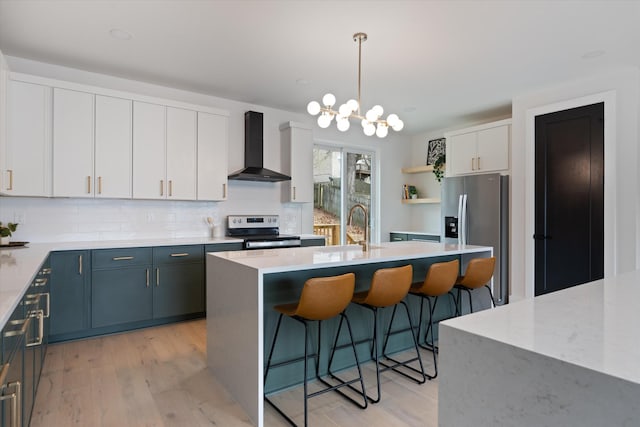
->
[244,239,302,249]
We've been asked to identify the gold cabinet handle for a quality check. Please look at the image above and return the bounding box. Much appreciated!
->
[98,176,102,194]
[26,310,44,347]
[4,317,30,338]
[146,268,150,288]
[292,186,296,201]
[34,277,48,287]
[79,254,83,275]
[170,253,189,257]
[477,156,481,170]
[112,256,134,261]
[471,158,475,171]
[0,377,20,427]
[0,363,9,388]
[40,267,52,275]
[169,180,173,197]
[156,267,160,286]
[160,180,164,196]
[87,176,91,194]
[223,183,226,199]
[25,292,50,319]
[7,169,13,191]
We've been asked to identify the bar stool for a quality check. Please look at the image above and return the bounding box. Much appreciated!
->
[347,264,426,403]
[454,257,496,314]
[408,259,459,379]
[264,272,367,427]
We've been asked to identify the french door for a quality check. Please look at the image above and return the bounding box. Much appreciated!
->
[313,145,376,246]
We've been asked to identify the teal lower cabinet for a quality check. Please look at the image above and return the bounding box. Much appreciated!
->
[1,301,25,427]
[390,232,408,241]
[49,250,91,342]
[152,245,204,319]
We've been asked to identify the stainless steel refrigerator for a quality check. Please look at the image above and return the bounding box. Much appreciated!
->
[442,173,509,305]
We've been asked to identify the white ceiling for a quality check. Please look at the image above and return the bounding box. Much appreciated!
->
[1,0,639,135]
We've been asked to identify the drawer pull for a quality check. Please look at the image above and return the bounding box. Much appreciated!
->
[40,267,52,275]
[169,180,173,197]
[170,253,189,257]
[112,256,134,261]
[0,363,9,386]
[156,267,160,286]
[34,277,48,287]
[4,317,30,338]
[26,292,50,318]
[7,169,13,191]
[26,310,44,347]
[146,268,150,288]
[79,254,83,275]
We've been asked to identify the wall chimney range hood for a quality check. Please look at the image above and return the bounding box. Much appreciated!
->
[228,111,291,182]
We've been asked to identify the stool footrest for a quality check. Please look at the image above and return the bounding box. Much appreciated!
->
[379,355,432,382]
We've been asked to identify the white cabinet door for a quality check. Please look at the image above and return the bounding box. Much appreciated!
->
[166,107,196,200]
[280,122,313,203]
[0,52,8,192]
[133,101,166,199]
[95,95,132,198]
[476,125,509,172]
[3,80,52,196]
[448,131,476,176]
[53,88,94,197]
[197,112,228,201]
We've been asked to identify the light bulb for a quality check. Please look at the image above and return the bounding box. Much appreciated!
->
[386,113,399,127]
[365,109,378,122]
[363,123,376,136]
[347,99,359,112]
[317,114,331,128]
[361,119,370,128]
[322,93,336,107]
[392,119,404,131]
[372,105,384,117]
[376,124,389,138]
[338,103,351,117]
[337,118,350,132]
[307,101,321,116]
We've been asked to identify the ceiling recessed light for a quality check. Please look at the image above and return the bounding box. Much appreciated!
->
[581,50,605,60]
[109,28,133,41]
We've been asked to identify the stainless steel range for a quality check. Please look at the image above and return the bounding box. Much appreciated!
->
[226,215,301,250]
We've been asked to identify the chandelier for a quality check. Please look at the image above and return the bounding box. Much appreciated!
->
[307,32,404,138]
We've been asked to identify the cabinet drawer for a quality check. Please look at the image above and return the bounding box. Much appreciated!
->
[408,234,440,242]
[92,247,152,269]
[390,233,408,242]
[153,245,203,264]
[205,243,243,252]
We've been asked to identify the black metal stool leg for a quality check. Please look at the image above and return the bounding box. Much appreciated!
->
[466,288,473,313]
[485,285,496,308]
[264,313,284,384]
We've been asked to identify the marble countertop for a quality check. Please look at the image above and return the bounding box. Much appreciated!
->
[0,235,320,329]
[211,241,492,274]
[442,269,640,385]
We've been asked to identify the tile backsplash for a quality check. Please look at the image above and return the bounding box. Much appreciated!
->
[0,197,304,243]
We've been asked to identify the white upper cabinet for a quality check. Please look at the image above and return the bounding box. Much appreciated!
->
[445,119,511,176]
[166,107,197,200]
[197,112,228,201]
[95,95,132,198]
[133,103,198,200]
[133,101,166,199]
[0,51,8,192]
[3,80,52,196]
[280,122,313,203]
[53,88,95,197]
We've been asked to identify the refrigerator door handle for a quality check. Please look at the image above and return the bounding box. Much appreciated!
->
[461,194,468,245]
[457,195,464,246]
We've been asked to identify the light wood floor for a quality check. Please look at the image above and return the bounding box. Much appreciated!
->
[31,320,439,426]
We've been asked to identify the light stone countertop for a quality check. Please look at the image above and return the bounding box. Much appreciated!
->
[211,241,492,274]
[0,235,322,329]
[441,269,640,385]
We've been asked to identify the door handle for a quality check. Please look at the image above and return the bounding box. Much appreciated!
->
[160,180,164,196]
[79,254,83,275]
[87,176,91,194]
[0,378,20,427]
[471,158,475,171]
[292,186,296,201]
[98,176,102,194]
[223,183,227,198]
[26,310,44,347]
[156,267,160,286]
[169,180,173,197]
[477,156,481,170]
[7,169,13,191]
[170,253,189,257]
[112,256,134,261]
[146,268,150,288]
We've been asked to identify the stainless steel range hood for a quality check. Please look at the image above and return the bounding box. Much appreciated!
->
[228,111,291,182]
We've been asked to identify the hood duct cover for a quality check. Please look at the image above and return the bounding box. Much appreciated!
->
[228,111,291,182]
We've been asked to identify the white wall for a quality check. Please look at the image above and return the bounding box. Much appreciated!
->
[0,56,411,243]
[511,66,640,300]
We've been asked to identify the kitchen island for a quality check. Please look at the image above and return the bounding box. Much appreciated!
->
[438,270,640,426]
[206,241,493,427]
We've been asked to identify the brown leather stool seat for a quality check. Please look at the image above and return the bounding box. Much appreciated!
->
[345,264,427,403]
[264,273,367,426]
[454,257,496,314]
[408,259,459,379]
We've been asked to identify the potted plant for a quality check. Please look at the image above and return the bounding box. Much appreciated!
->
[0,222,18,245]
[433,154,446,183]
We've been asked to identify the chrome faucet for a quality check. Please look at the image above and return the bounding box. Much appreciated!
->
[348,203,368,251]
